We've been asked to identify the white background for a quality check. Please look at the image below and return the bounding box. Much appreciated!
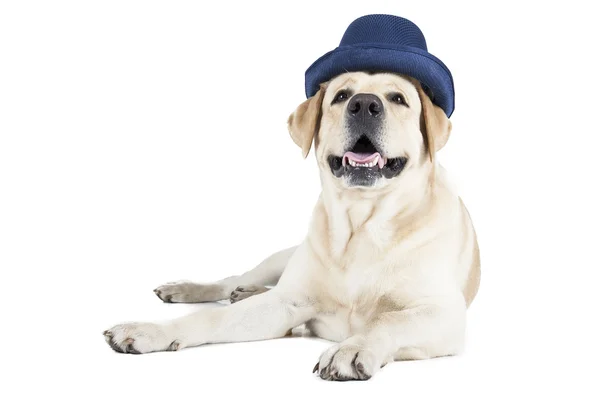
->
[1,0,599,398]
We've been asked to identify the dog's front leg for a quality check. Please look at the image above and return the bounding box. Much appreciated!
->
[104,289,314,354]
[314,295,466,381]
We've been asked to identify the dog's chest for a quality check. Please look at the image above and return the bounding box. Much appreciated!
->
[307,261,391,342]
[306,202,418,341]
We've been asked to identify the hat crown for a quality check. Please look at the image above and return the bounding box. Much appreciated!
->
[340,14,427,51]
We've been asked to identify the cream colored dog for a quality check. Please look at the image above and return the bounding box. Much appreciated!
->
[104,72,480,381]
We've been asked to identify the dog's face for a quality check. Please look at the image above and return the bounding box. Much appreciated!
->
[288,72,451,190]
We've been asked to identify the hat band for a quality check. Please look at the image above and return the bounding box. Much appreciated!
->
[307,43,451,78]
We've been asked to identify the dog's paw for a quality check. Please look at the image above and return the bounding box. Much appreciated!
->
[154,280,225,303]
[229,285,269,303]
[313,342,378,381]
[103,322,180,354]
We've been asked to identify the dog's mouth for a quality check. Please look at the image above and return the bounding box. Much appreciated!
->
[327,136,408,186]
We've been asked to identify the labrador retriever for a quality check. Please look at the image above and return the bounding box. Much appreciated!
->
[104,71,480,381]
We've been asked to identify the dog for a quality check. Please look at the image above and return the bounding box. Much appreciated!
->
[104,71,480,381]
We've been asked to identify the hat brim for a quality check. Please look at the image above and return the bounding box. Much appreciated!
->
[305,44,455,117]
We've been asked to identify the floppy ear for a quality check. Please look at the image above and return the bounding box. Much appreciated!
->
[415,83,452,161]
[287,84,327,158]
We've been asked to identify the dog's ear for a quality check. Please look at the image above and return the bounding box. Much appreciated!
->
[287,84,327,158]
[415,83,452,161]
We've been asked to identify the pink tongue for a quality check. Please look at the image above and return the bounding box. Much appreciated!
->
[343,152,384,168]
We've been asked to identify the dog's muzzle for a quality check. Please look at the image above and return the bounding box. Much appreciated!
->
[327,93,408,187]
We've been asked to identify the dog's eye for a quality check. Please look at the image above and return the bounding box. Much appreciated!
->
[389,93,408,106]
[332,90,350,105]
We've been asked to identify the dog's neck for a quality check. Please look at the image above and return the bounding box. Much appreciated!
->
[312,165,436,265]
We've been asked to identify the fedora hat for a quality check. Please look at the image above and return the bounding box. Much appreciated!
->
[305,14,455,117]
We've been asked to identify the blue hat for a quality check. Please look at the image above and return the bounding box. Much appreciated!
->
[305,14,455,117]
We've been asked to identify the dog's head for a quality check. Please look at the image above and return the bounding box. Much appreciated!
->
[288,72,451,190]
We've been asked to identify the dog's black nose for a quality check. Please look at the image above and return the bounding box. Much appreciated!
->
[347,94,383,118]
